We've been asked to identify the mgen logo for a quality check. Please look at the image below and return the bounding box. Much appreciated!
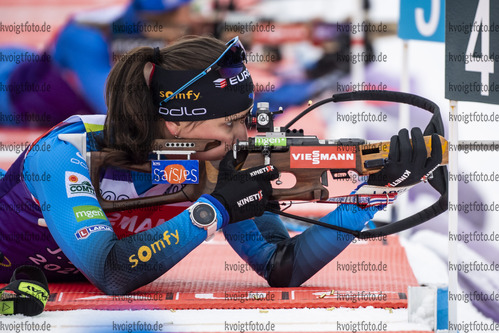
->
[73,205,106,222]
[290,146,356,168]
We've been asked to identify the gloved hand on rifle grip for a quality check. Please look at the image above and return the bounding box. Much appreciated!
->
[210,151,279,224]
[368,127,442,187]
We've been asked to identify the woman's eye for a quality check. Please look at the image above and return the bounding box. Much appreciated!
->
[226,121,233,127]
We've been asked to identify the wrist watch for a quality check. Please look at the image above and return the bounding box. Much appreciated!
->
[188,202,218,241]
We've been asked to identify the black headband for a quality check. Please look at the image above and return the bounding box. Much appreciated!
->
[150,64,254,121]
[153,47,161,64]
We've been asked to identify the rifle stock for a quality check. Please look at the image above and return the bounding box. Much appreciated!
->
[89,135,448,211]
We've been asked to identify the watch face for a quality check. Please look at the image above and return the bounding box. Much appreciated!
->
[192,203,216,226]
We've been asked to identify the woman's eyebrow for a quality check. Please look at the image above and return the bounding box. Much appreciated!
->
[234,111,250,120]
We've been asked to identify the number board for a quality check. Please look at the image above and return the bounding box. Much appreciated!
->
[399,0,445,42]
[445,0,499,104]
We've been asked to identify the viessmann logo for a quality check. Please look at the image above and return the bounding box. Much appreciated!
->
[65,171,96,199]
[213,68,251,88]
[290,146,356,168]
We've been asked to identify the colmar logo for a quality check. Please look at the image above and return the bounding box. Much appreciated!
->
[213,68,251,88]
[237,190,263,207]
[158,107,207,117]
[290,146,356,169]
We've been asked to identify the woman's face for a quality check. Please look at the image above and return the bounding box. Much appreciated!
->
[174,108,250,161]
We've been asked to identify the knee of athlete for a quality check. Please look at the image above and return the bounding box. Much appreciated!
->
[266,238,297,287]
[97,280,133,296]
[331,205,378,231]
[97,243,146,295]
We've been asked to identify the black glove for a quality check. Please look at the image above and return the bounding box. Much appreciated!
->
[368,128,442,187]
[210,151,279,224]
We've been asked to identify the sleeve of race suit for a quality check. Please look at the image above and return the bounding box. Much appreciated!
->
[23,131,228,295]
[223,193,380,287]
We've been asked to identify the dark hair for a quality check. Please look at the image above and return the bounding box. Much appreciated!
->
[98,36,227,165]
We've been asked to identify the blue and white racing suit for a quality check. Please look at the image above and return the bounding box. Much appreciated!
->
[0,115,378,294]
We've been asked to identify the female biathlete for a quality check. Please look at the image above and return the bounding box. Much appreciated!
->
[0,36,442,295]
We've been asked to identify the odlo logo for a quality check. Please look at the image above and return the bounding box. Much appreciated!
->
[73,205,106,222]
[158,107,207,117]
[65,171,96,199]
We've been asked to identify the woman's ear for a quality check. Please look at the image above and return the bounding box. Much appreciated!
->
[143,62,154,87]
[164,121,182,138]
